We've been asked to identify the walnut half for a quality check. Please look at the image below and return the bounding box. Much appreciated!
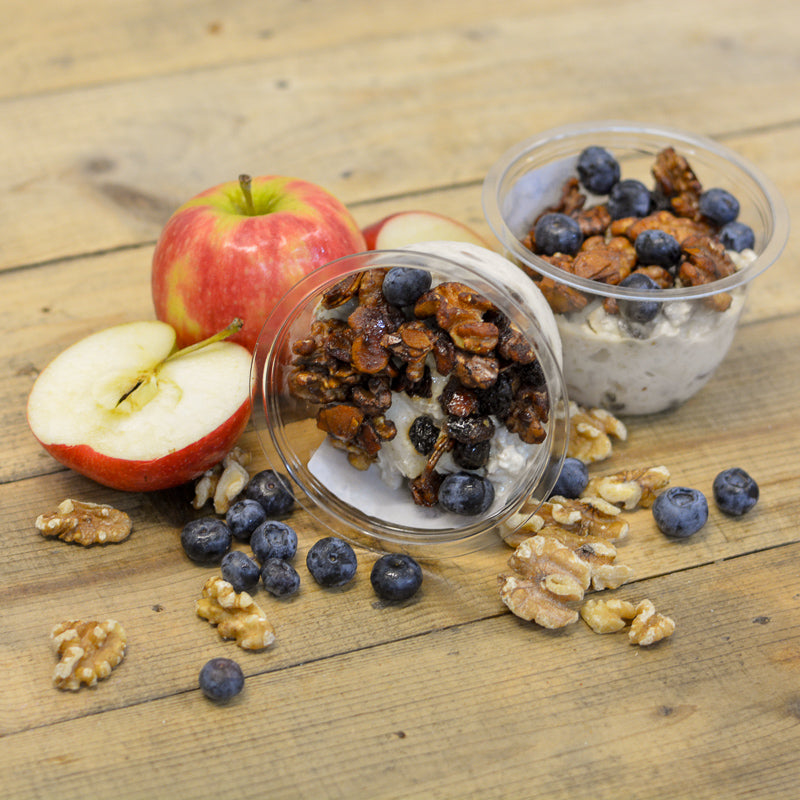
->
[36,499,132,546]
[196,577,276,650]
[50,619,127,691]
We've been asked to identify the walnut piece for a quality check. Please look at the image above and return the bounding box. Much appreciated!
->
[196,577,276,650]
[573,540,634,591]
[583,465,670,510]
[50,619,127,691]
[35,499,132,546]
[580,598,638,633]
[499,535,592,628]
[192,447,251,514]
[566,403,627,463]
[628,599,676,646]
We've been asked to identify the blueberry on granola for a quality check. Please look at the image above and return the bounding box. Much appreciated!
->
[199,657,244,702]
[370,553,423,601]
[719,220,755,252]
[306,537,358,587]
[576,145,621,195]
[438,472,495,516]
[250,520,298,563]
[713,467,759,516]
[699,187,740,225]
[244,470,295,516]
[221,550,261,593]
[181,517,232,564]
[617,272,662,325]
[634,229,682,270]
[653,487,708,538]
[382,267,432,307]
[225,499,267,542]
[607,179,652,219]
[533,212,583,256]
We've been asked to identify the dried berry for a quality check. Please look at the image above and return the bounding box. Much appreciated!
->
[408,415,440,455]
[452,439,491,470]
[446,415,495,444]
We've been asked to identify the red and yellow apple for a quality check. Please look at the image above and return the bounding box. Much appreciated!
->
[152,175,366,352]
[27,320,252,492]
[362,210,491,250]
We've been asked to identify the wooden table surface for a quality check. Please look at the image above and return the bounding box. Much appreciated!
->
[2,2,799,798]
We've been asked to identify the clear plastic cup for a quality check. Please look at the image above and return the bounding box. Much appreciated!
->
[251,243,569,556]
[482,121,789,415]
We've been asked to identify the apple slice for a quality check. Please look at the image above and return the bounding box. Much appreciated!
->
[27,320,252,492]
[362,210,492,250]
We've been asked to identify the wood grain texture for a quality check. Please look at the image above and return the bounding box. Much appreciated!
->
[1,1,799,798]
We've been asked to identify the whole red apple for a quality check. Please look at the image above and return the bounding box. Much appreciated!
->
[27,320,252,492]
[152,175,366,352]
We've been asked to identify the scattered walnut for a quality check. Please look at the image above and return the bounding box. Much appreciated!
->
[580,598,638,634]
[192,447,251,514]
[573,540,634,591]
[566,403,627,463]
[196,576,276,650]
[35,499,132,546]
[628,599,676,646]
[583,465,670,510]
[499,535,592,628]
[50,619,127,691]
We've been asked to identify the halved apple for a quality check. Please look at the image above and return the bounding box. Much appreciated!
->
[27,320,252,492]
[362,210,492,250]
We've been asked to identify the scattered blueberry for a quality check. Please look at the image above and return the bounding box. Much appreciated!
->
[634,229,682,269]
[408,415,440,455]
[452,439,491,470]
[617,271,662,325]
[549,457,589,499]
[576,146,621,194]
[180,517,232,564]
[699,187,740,225]
[221,550,261,593]
[713,468,759,516]
[533,212,583,256]
[261,558,301,598]
[199,657,244,702]
[438,472,495,516]
[719,220,755,252]
[244,470,295,516]
[225,499,267,542]
[250,520,298,563]
[370,553,423,601]
[382,267,432,307]
[652,487,709,538]
[306,537,358,588]
[607,179,652,219]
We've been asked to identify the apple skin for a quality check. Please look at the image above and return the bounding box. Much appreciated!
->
[152,175,366,352]
[362,210,491,250]
[32,400,250,492]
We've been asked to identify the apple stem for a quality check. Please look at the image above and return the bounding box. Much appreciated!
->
[239,174,256,215]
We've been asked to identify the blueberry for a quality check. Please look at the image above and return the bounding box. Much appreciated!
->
[370,553,423,602]
[382,267,432,307]
[617,272,662,325]
[533,212,583,256]
[221,550,261,593]
[250,520,298,563]
[549,457,589,499]
[199,657,244,702]
[719,221,755,252]
[225,499,267,542]
[607,179,652,219]
[713,468,759,516]
[244,470,295,516]
[261,558,301,598]
[306,537,358,587]
[438,472,495,516]
[453,439,491,470]
[408,415,440,455]
[699,188,740,225]
[652,487,708,538]
[180,517,231,564]
[634,229,682,269]
[576,146,621,194]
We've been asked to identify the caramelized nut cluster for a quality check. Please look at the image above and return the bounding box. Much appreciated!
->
[288,268,550,506]
[522,147,740,313]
